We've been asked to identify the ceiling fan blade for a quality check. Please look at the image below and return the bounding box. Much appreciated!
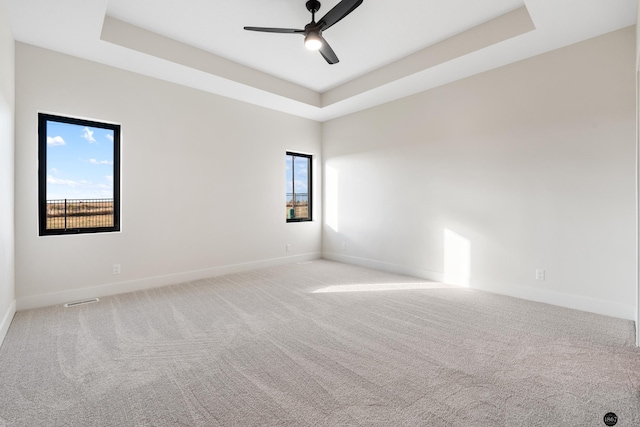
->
[318,0,363,31]
[318,37,339,64]
[244,27,304,34]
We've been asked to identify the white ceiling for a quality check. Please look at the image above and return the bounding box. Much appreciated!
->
[5,0,637,121]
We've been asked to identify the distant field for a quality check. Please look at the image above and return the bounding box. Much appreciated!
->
[46,200,113,229]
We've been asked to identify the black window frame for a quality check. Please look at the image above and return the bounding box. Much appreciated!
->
[286,151,312,223]
[38,113,121,236]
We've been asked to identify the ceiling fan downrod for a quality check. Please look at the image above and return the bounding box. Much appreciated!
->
[306,0,322,20]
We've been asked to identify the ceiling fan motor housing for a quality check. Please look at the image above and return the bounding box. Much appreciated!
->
[305,22,321,35]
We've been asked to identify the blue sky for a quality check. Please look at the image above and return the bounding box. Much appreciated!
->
[46,121,115,200]
[286,155,309,196]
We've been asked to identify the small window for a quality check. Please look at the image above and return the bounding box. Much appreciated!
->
[38,113,121,235]
[286,152,312,222]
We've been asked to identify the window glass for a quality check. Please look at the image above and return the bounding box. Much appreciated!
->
[38,113,121,235]
[286,152,312,222]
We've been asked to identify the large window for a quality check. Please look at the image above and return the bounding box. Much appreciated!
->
[286,152,312,222]
[38,113,121,235]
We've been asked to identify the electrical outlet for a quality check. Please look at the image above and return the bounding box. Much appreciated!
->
[113,264,121,275]
[341,242,347,251]
[535,269,545,281]
[286,244,291,252]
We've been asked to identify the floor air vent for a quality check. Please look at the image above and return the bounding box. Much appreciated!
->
[64,298,99,308]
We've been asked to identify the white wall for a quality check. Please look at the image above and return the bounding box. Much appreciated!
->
[637,3,640,69]
[14,44,322,309]
[0,0,16,345]
[323,27,637,320]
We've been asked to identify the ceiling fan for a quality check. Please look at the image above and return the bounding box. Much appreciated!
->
[244,0,364,64]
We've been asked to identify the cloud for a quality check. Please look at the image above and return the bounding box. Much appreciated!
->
[82,127,97,143]
[105,175,113,182]
[50,168,58,174]
[294,179,308,193]
[47,175,82,187]
[46,175,113,199]
[47,135,65,146]
[89,158,113,165]
[105,134,114,142]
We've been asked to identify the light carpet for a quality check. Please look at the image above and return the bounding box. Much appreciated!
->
[0,260,639,426]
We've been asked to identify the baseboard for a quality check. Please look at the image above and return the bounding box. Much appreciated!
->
[0,300,16,348]
[17,252,321,311]
[483,283,636,321]
[323,252,635,321]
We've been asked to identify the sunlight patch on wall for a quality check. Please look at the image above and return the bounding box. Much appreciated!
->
[444,228,471,287]
[326,164,339,232]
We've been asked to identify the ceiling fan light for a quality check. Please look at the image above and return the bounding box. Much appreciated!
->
[305,33,322,50]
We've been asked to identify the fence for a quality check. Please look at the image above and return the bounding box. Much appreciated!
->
[46,198,114,229]
[286,193,309,219]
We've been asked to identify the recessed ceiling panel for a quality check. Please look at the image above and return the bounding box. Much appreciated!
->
[106,0,525,92]
[5,0,637,121]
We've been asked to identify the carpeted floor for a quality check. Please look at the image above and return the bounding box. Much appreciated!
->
[0,260,639,426]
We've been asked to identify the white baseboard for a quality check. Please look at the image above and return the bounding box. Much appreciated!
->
[323,252,635,321]
[0,300,16,348]
[16,250,636,324]
[484,283,636,321]
[17,253,321,311]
